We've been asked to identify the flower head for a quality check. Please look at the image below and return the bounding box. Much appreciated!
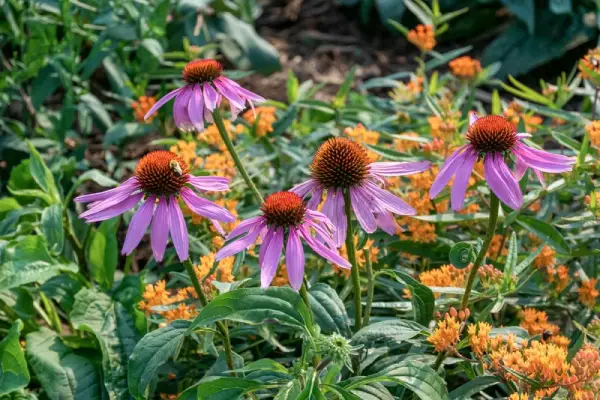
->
[407,24,436,51]
[215,191,350,290]
[579,278,599,309]
[132,96,157,123]
[579,48,600,79]
[144,59,265,131]
[292,137,430,246]
[75,150,235,261]
[243,106,277,137]
[449,56,482,80]
[430,114,575,211]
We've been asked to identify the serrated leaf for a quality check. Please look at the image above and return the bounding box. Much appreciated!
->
[0,320,29,395]
[308,283,351,337]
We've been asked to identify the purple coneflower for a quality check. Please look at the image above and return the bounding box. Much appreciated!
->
[429,114,575,211]
[75,150,235,262]
[290,137,431,247]
[215,191,350,290]
[143,59,265,131]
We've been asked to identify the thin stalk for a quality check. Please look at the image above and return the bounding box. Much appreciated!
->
[212,107,263,205]
[40,292,62,334]
[362,248,374,328]
[183,259,236,375]
[343,190,362,331]
[299,281,320,366]
[432,351,446,371]
[460,193,500,310]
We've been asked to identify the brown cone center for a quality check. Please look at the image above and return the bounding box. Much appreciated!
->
[261,192,306,227]
[182,59,223,84]
[466,115,518,153]
[135,150,189,196]
[310,137,370,189]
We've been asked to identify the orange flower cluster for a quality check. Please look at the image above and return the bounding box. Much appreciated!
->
[579,48,600,79]
[389,76,424,103]
[487,234,508,258]
[407,24,436,51]
[197,120,243,152]
[138,281,197,323]
[170,140,201,168]
[468,322,492,357]
[579,279,599,309]
[343,124,380,162]
[585,121,600,149]
[393,132,421,153]
[271,263,289,286]
[243,106,277,137]
[545,265,570,295]
[534,246,556,269]
[428,115,459,141]
[194,253,235,291]
[503,101,543,133]
[334,238,379,278]
[428,307,469,352]
[132,96,157,123]
[449,56,482,80]
[422,138,445,154]
[519,308,560,336]
[418,264,471,294]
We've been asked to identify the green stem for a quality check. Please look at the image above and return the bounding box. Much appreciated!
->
[212,107,264,205]
[40,292,62,334]
[432,351,446,371]
[343,190,362,331]
[184,259,236,375]
[362,248,374,328]
[299,281,320,367]
[460,193,500,310]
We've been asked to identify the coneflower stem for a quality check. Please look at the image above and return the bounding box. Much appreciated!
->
[343,191,362,331]
[212,108,264,205]
[362,248,374,328]
[460,193,500,310]
[299,280,320,367]
[183,259,236,375]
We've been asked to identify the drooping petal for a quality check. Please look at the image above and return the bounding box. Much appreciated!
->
[429,145,470,199]
[213,78,245,119]
[80,189,139,219]
[211,219,225,236]
[203,83,219,112]
[534,169,546,187]
[368,161,431,176]
[290,179,318,198]
[329,189,347,247]
[189,84,205,132]
[75,177,140,203]
[484,153,523,210]
[513,144,574,173]
[451,149,478,211]
[349,187,377,233]
[516,133,531,139]
[306,209,335,232]
[84,193,143,222]
[173,86,194,131]
[226,216,264,240]
[307,186,323,210]
[122,195,155,255]
[180,187,235,222]
[514,156,528,181]
[234,85,266,103]
[286,228,305,291]
[299,226,351,268]
[143,87,184,120]
[363,182,416,216]
[260,227,284,289]
[188,176,230,192]
[375,210,398,235]
[258,228,274,269]
[168,195,189,261]
[307,220,337,250]
[151,196,170,262]
[216,222,264,260]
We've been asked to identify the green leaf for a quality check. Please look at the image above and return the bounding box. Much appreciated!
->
[103,123,153,147]
[26,141,60,204]
[140,38,163,60]
[352,319,427,348]
[179,377,264,400]
[26,328,104,400]
[308,283,351,337]
[549,0,572,14]
[75,170,119,188]
[414,213,493,223]
[515,216,570,254]
[504,232,518,276]
[86,219,118,290]
[286,70,299,103]
[80,93,113,130]
[500,0,535,33]
[0,320,29,395]
[40,275,83,313]
[333,67,356,109]
[449,376,502,400]
[231,359,288,375]
[70,288,138,400]
[449,242,475,268]
[385,271,434,326]
[41,204,64,254]
[128,321,190,399]
[350,382,393,400]
[188,287,313,335]
[341,361,448,400]
[513,244,546,276]
[375,0,404,26]
[274,380,302,400]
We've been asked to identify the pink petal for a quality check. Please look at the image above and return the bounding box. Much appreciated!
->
[429,145,469,199]
[173,86,194,131]
[469,112,479,126]
[151,196,170,262]
[259,227,283,288]
[299,225,351,268]
[363,182,415,216]
[216,222,264,260]
[180,187,234,222]
[349,187,377,233]
[227,216,265,239]
[144,87,183,120]
[75,177,139,203]
[203,83,219,112]
[451,149,478,211]
[168,195,189,261]
[513,144,574,173]
[368,161,431,176]
[122,195,155,255]
[484,153,522,210]
[188,176,230,192]
[286,228,305,291]
[290,179,318,198]
[84,193,143,222]
[189,84,205,132]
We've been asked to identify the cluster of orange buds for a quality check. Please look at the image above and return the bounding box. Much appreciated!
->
[579,278,599,309]
[243,106,277,137]
[467,321,492,357]
[503,101,543,133]
[585,121,600,149]
[407,24,436,51]
[487,234,508,258]
[518,308,560,336]
[393,132,421,153]
[533,245,556,269]
[194,253,235,294]
[421,138,445,154]
[449,56,482,80]
[132,96,157,123]
[428,307,469,353]
[477,264,504,287]
[428,115,459,140]
[579,48,600,79]
[416,264,471,298]
[545,265,570,295]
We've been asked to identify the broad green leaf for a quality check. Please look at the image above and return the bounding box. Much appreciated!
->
[414,213,494,223]
[449,376,502,400]
[350,382,393,400]
[308,283,351,337]
[504,232,518,276]
[179,377,264,400]
[86,219,118,290]
[341,361,448,400]
[333,67,356,109]
[0,320,29,395]
[386,271,434,326]
[352,319,427,348]
[70,289,138,400]
[26,328,104,400]
[188,287,313,335]
[140,38,163,60]
[500,0,535,32]
[515,216,569,254]
[80,93,113,129]
[103,123,153,147]
[549,0,572,14]
[274,380,302,400]
[128,321,190,399]
[26,141,60,204]
[231,359,288,375]
[40,275,83,313]
[41,204,64,254]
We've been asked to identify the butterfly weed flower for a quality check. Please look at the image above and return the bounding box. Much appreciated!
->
[215,191,350,290]
[143,59,265,131]
[430,114,575,211]
[75,150,235,262]
[291,137,431,247]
